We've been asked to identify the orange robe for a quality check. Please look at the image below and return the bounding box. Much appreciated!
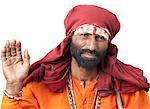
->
[1,76,150,109]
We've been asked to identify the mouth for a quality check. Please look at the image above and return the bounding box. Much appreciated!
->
[81,53,96,58]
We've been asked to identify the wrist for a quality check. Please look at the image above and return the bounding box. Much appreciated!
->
[6,82,22,95]
[4,90,22,100]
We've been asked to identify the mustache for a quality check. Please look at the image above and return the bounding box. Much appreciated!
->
[80,49,99,57]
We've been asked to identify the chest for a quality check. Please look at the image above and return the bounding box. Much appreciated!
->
[35,81,118,109]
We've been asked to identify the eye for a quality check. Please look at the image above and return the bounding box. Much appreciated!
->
[96,34,106,41]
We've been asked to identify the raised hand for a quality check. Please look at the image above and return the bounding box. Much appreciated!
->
[1,40,30,94]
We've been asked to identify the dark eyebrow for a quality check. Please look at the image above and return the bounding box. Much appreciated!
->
[80,32,92,35]
[95,34,106,37]
[95,34,100,37]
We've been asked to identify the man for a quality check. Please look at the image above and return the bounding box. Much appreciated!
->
[1,5,150,109]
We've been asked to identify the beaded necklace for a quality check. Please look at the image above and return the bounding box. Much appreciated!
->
[67,75,101,109]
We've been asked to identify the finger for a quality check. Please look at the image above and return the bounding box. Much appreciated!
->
[10,40,17,57]
[5,40,11,60]
[23,49,30,63]
[1,46,7,62]
[16,41,22,60]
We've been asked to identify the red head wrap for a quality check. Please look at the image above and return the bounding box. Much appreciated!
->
[23,5,149,95]
[64,5,120,41]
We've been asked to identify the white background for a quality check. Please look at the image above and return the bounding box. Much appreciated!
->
[0,0,150,104]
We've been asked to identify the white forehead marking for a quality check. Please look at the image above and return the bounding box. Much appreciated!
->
[74,24,110,41]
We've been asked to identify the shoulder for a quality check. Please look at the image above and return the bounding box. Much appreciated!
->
[120,90,150,108]
[121,90,149,97]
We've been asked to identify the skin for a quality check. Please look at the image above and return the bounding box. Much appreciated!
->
[0,32,108,94]
[71,33,109,85]
[1,40,30,94]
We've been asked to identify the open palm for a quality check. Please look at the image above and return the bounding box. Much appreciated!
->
[1,40,30,84]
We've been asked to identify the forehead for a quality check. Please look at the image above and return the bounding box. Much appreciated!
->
[74,24,110,35]
[73,24,110,41]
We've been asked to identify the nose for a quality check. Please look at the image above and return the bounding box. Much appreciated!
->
[87,37,97,51]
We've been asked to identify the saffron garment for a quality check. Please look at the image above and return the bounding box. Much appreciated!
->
[1,76,150,109]
[23,5,150,94]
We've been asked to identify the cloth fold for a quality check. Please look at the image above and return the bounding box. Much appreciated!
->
[23,5,149,95]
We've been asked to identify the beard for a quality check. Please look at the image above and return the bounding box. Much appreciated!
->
[70,42,107,70]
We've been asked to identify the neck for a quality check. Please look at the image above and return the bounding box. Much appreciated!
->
[71,58,98,83]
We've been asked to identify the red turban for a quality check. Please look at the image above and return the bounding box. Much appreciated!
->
[64,5,120,40]
[23,5,149,96]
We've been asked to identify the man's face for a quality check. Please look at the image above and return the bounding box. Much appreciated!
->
[70,27,109,69]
